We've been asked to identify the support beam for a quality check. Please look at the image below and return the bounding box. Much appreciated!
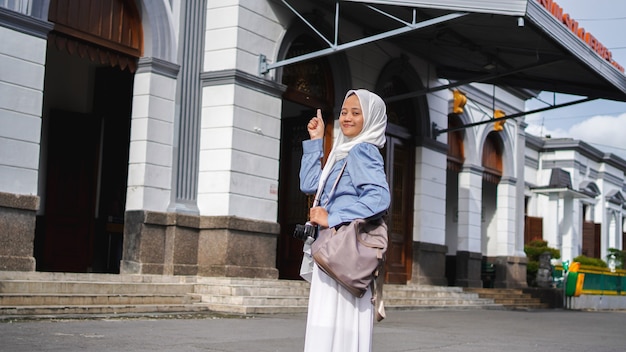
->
[259,0,466,74]
[432,97,597,137]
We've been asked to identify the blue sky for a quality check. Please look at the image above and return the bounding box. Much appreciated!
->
[524,0,626,160]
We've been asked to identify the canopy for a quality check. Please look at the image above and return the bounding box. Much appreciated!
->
[263,0,626,102]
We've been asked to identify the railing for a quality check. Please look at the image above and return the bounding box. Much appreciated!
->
[576,267,625,296]
[553,265,626,296]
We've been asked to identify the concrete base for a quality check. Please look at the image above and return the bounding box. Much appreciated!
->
[0,192,39,271]
[454,251,483,288]
[488,255,528,288]
[120,211,280,279]
[411,241,448,286]
[569,295,626,310]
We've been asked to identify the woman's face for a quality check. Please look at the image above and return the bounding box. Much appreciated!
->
[340,94,364,138]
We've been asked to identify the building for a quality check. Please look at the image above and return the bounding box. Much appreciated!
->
[526,136,626,264]
[1,0,625,290]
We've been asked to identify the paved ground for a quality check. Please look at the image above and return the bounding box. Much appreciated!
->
[1,308,625,351]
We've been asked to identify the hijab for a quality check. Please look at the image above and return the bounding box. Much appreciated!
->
[316,89,387,199]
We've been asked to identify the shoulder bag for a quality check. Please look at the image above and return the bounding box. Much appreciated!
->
[308,160,388,320]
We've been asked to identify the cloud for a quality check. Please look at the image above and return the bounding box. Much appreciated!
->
[525,113,626,160]
[524,113,570,138]
[569,114,626,159]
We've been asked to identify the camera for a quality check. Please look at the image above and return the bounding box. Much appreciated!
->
[293,221,317,241]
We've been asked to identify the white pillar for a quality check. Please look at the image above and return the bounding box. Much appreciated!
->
[198,83,282,222]
[0,25,47,196]
[126,67,177,212]
[413,147,447,245]
[457,165,483,253]
[495,178,518,256]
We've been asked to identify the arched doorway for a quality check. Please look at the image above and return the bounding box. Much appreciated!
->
[481,132,503,255]
[35,0,142,273]
[276,33,336,279]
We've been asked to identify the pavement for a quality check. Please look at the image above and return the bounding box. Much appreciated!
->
[1,308,625,352]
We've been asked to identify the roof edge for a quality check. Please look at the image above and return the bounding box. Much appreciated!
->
[525,0,626,99]
[343,0,528,16]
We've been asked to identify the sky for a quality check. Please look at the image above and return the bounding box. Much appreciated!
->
[524,0,626,160]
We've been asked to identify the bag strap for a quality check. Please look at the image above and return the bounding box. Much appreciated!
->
[313,160,347,208]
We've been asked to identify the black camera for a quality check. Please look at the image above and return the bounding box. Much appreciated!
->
[293,221,317,241]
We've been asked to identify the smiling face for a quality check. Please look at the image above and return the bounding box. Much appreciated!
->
[340,94,364,138]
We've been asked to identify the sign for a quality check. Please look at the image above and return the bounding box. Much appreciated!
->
[537,0,624,73]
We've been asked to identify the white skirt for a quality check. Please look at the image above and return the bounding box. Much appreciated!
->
[303,264,374,352]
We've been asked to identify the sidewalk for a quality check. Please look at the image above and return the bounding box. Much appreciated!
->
[1,308,625,351]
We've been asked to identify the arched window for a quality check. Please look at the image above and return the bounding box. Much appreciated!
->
[482,132,503,183]
[281,34,334,110]
[447,115,465,172]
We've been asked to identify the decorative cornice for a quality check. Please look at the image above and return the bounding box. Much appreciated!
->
[541,159,587,175]
[598,171,624,188]
[525,155,539,169]
[539,138,626,171]
[0,6,53,39]
[462,164,485,176]
[131,210,280,234]
[500,176,518,186]
[136,57,180,79]
[201,69,286,98]
[525,133,544,151]
[418,136,448,154]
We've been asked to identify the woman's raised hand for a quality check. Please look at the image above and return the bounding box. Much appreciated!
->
[307,109,325,140]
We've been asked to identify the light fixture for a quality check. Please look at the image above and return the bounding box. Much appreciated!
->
[493,109,506,131]
[452,90,467,114]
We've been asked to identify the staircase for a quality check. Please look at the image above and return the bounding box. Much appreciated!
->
[383,284,500,310]
[194,279,501,314]
[0,271,502,318]
[0,271,203,317]
[463,287,551,310]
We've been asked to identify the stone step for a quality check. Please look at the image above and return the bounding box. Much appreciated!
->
[463,287,551,309]
[194,283,311,297]
[195,303,307,315]
[0,281,195,295]
[0,271,503,318]
[385,289,480,299]
[200,294,310,307]
[1,304,209,317]
[0,293,199,306]
[0,271,196,283]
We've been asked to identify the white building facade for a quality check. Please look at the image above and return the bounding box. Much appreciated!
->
[525,137,626,264]
[1,0,625,289]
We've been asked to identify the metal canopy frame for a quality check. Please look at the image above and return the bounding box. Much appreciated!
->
[259,0,467,75]
[261,0,626,136]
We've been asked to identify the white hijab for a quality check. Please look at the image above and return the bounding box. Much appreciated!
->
[316,89,387,197]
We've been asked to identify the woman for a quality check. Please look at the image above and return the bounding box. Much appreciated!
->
[299,89,390,351]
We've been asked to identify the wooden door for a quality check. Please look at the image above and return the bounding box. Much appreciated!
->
[277,115,313,279]
[42,111,100,272]
[383,133,414,283]
[525,216,543,244]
